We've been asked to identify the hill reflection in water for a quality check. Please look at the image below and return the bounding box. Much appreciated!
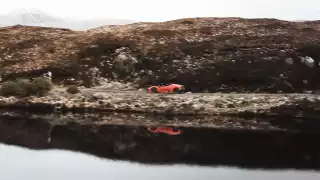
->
[2,111,320,170]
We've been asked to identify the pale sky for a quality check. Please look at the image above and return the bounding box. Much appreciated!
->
[0,0,319,21]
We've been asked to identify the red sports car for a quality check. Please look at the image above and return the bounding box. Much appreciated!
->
[147,127,181,135]
[146,84,185,93]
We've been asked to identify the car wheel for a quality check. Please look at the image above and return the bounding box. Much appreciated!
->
[173,87,179,93]
[150,127,157,131]
[151,87,157,93]
[172,127,179,132]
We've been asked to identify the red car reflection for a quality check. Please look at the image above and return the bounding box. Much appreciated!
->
[147,127,181,135]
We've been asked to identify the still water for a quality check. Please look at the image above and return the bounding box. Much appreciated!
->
[1,143,320,180]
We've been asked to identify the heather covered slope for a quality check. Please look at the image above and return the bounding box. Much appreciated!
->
[1,18,320,92]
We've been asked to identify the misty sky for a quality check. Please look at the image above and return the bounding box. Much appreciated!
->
[0,0,319,21]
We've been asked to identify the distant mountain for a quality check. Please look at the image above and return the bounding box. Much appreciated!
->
[0,9,137,30]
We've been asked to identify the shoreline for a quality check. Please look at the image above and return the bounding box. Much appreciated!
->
[0,87,319,118]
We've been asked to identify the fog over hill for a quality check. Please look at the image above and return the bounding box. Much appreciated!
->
[0,9,137,30]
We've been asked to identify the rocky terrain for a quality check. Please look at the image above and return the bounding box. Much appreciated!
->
[1,16,320,129]
[0,17,320,92]
[0,86,319,119]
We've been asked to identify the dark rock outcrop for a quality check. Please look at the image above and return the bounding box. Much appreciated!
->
[1,18,320,92]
